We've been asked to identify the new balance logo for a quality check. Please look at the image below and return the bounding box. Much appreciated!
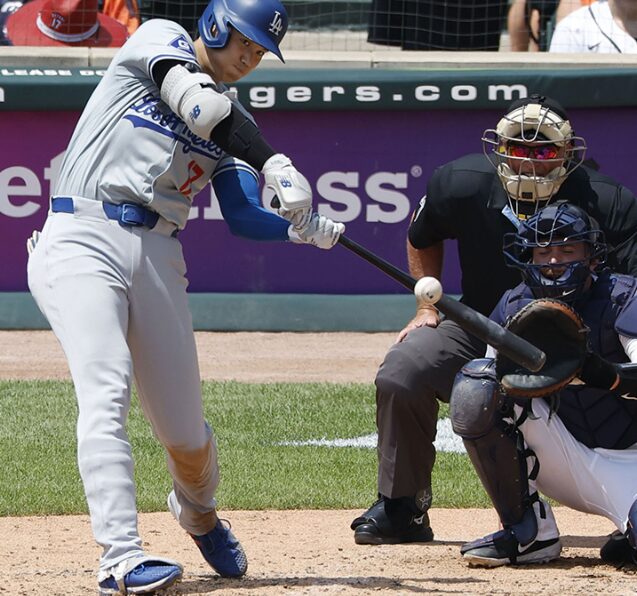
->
[189,104,201,121]
[268,11,284,37]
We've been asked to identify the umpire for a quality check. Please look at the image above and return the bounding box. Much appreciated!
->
[351,94,637,545]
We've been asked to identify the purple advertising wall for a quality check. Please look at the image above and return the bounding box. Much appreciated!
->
[2,107,637,294]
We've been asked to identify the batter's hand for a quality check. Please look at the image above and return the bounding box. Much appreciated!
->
[289,213,345,250]
[396,306,440,343]
[262,154,312,232]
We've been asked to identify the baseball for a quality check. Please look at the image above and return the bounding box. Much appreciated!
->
[414,276,443,305]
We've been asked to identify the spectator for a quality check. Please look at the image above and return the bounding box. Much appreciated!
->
[0,0,23,45]
[508,0,558,51]
[367,0,509,50]
[6,0,127,46]
[350,94,637,546]
[549,0,637,53]
[507,0,589,51]
[556,0,590,21]
[102,0,139,35]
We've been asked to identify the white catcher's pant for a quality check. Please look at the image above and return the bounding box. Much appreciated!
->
[28,198,220,571]
[519,399,637,537]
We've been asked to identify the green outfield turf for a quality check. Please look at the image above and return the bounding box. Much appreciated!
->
[0,380,490,516]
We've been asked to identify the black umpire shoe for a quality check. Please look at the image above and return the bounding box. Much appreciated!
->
[351,496,434,545]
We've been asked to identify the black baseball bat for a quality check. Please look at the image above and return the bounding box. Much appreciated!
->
[338,234,546,372]
[269,196,545,371]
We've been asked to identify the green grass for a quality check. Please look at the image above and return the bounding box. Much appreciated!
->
[0,380,490,516]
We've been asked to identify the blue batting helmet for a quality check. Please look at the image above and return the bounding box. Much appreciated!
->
[198,0,288,62]
[503,202,606,302]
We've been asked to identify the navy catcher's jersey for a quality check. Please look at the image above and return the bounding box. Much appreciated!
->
[408,153,637,316]
[493,272,637,449]
[53,18,255,229]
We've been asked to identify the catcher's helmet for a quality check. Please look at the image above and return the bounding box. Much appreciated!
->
[503,202,606,301]
[198,0,288,62]
[482,94,587,217]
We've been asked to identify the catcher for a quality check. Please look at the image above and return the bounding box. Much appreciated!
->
[450,201,637,567]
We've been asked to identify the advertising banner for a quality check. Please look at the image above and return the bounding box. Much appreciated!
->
[2,70,637,295]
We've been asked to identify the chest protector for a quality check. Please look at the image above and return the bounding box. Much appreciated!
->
[503,273,637,449]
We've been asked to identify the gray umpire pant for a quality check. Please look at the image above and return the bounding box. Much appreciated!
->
[375,319,485,501]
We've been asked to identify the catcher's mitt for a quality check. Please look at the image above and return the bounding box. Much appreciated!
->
[495,298,589,398]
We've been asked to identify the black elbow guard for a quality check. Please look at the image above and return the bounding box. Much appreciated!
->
[211,107,276,171]
[579,352,620,390]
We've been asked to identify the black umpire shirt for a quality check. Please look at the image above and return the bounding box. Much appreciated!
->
[408,153,637,316]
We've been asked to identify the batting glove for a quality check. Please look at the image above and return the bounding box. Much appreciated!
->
[262,154,312,232]
[289,213,345,250]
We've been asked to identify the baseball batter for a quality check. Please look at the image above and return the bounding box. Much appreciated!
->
[26,1,344,594]
[450,203,637,567]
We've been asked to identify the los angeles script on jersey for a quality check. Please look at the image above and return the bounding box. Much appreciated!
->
[124,93,223,160]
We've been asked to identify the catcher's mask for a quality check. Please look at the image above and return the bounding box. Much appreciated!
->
[198,0,288,62]
[503,202,606,301]
[482,94,587,218]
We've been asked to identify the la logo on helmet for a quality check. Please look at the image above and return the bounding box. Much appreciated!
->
[268,11,284,36]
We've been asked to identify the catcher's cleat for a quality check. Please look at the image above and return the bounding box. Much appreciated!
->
[600,501,637,566]
[628,499,637,550]
[351,497,434,545]
[189,519,248,578]
[98,556,183,595]
[600,530,636,566]
[461,529,561,567]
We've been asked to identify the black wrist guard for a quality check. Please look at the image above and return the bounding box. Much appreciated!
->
[211,107,276,171]
[616,363,637,398]
[579,352,619,389]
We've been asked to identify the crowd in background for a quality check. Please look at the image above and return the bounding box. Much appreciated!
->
[0,0,136,46]
[368,0,637,53]
[1,0,636,53]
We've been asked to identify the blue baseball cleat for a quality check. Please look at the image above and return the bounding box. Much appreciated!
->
[98,556,183,595]
[190,519,248,578]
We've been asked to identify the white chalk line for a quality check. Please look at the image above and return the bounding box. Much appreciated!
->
[278,418,466,453]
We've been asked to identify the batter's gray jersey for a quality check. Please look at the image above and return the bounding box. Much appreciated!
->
[54,19,254,228]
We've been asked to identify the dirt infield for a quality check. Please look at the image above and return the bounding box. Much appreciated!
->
[1,331,634,595]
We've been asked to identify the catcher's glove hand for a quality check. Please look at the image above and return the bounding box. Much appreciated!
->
[495,298,589,398]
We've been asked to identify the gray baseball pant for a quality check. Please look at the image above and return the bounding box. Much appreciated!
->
[374,319,485,501]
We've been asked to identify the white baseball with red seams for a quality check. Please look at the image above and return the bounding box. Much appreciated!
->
[414,276,443,305]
